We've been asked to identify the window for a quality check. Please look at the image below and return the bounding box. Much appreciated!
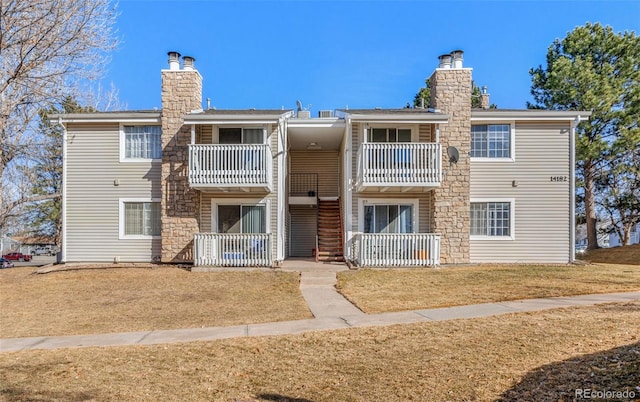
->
[470,201,512,237]
[368,128,411,143]
[364,204,414,233]
[123,126,161,159]
[219,128,263,144]
[471,124,511,158]
[120,200,160,238]
[218,204,266,233]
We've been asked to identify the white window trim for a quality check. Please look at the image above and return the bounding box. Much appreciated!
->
[470,121,515,162]
[363,123,419,143]
[358,198,419,233]
[213,125,267,144]
[211,197,271,233]
[470,198,515,241]
[119,198,161,240]
[119,124,162,163]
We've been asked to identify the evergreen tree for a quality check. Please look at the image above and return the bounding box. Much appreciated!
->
[529,23,640,249]
[25,97,96,244]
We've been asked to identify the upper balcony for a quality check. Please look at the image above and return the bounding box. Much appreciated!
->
[188,144,272,192]
[356,142,442,192]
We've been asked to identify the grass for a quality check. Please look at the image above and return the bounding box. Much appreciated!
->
[1,302,638,401]
[0,267,312,338]
[337,263,640,313]
[580,243,640,265]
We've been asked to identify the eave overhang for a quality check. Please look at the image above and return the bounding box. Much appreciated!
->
[471,110,591,121]
[184,110,294,125]
[48,112,161,124]
[336,109,449,124]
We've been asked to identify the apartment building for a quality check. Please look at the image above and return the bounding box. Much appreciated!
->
[54,51,589,267]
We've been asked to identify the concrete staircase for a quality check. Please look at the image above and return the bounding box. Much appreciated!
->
[316,199,344,262]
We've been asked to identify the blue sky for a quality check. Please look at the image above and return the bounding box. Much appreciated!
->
[105,0,639,113]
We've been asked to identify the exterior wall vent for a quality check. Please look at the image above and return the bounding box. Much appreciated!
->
[318,110,333,118]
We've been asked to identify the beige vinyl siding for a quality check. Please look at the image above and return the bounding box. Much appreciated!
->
[350,123,360,232]
[470,121,571,263]
[290,151,340,198]
[65,123,161,262]
[418,123,433,142]
[270,123,279,259]
[199,123,280,261]
[199,125,213,144]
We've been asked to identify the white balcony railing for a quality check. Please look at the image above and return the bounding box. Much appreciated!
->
[189,144,272,189]
[352,233,440,267]
[194,233,272,267]
[357,143,442,188]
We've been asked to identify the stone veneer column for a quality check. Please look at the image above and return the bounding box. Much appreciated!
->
[161,68,202,263]
[429,68,472,264]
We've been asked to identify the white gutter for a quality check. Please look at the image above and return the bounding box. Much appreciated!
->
[471,110,592,120]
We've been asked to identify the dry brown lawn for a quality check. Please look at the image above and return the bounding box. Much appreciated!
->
[337,263,640,313]
[1,302,638,401]
[0,267,312,338]
[581,243,640,265]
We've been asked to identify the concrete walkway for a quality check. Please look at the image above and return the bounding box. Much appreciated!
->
[1,262,639,352]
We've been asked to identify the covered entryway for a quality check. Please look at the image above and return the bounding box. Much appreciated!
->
[286,116,345,261]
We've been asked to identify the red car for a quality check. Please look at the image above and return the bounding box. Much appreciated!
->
[2,252,32,262]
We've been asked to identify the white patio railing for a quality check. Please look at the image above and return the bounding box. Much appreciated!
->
[194,233,272,267]
[357,143,442,187]
[189,144,272,188]
[352,233,440,267]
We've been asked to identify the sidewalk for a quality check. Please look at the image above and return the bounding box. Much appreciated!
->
[1,266,639,353]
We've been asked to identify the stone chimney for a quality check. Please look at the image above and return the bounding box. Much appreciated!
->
[428,50,472,264]
[161,52,203,263]
[480,85,490,109]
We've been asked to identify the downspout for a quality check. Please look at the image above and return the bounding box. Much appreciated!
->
[276,116,287,263]
[58,117,67,263]
[569,116,579,263]
[344,116,352,262]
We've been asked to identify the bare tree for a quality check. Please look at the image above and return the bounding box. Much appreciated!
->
[0,0,118,233]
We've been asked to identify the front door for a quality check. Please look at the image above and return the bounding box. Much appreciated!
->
[289,206,317,257]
